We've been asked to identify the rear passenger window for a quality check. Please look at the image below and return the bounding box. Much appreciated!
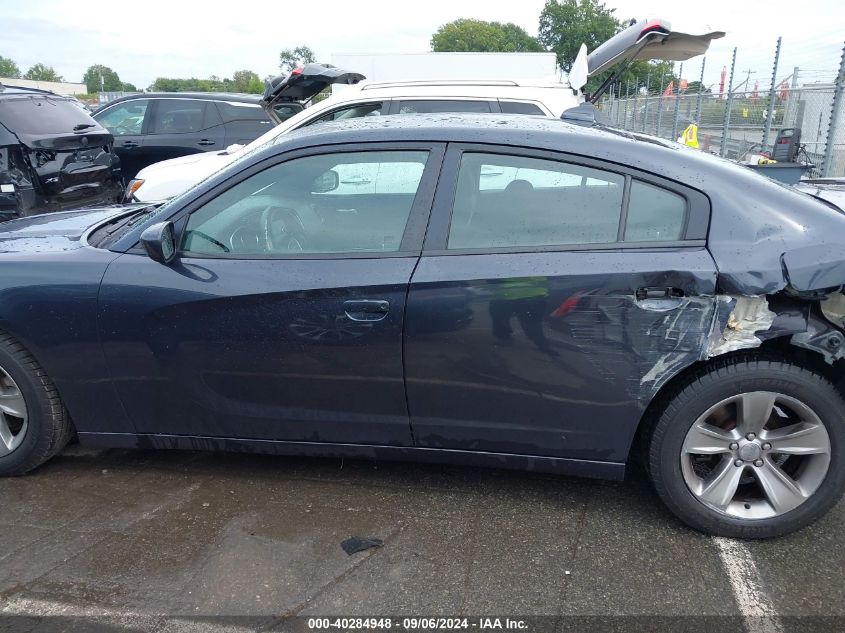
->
[150,100,208,134]
[624,181,687,242]
[397,100,492,114]
[499,101,545,115]
[216,101,269,123]
[307,102,384,126]
[448,153,624,249]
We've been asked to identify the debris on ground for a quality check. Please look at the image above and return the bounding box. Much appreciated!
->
[341,536,384,555]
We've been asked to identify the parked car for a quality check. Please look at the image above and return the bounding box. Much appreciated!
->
[0,84,122,218]
[91,92,305,181]
[1,113,844,539]
[127,19,724,202]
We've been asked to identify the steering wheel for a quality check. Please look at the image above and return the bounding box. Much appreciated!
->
[259,205,308,253]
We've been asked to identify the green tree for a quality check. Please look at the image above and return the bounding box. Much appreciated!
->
[431,19,544,52]
[540,2,677,94]
[620,60,677,95]
[232,69,260,93]
[83,64,122,93]
[23,63,63,82]
[0,55,21,78]
[246,76,264,94]
[279,46,315,73]
[538,0,618,72]
[684,80,710,94]
[121,82,138,92]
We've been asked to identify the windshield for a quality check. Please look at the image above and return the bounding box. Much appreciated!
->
[0,95,103,135]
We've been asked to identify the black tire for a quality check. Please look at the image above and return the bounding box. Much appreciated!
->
[0,332,72,476]
[647,355,845,538]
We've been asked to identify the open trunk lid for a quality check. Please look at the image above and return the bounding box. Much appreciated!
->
[261,63,365,123]
[587,19,725,76]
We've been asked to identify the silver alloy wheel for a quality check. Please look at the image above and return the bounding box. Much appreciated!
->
[0,364,28,457]
[681,391,831,520]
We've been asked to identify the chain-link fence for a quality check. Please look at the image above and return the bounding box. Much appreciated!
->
[599,42,845,178]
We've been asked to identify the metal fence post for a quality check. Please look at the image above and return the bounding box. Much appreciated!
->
[761,37,782,152]
[695,57,706,123]
[642,72,651,132]
[821,43,845,177]
[656,71,667,137]
[721,48,738,157]
[623,80,630,129]
[672,63,684,140]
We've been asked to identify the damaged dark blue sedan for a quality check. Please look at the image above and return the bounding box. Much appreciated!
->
[1,114,844,538]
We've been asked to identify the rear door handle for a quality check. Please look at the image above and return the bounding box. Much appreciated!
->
[197,139,216,146]
[344,300,390,322]
[122,140,139,148]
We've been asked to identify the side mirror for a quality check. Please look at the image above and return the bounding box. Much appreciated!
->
[140,221,177,265]
[312,169,339,194]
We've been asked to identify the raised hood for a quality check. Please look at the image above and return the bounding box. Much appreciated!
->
[261,63,365,123]
[587,19,725,76]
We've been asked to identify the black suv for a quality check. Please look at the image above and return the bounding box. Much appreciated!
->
[0,84,122,218]
[92,93,301,180]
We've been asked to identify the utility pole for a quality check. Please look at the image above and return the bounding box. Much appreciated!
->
[743,69,755,95]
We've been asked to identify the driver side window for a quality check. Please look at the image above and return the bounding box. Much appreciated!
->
[182,150,429,257]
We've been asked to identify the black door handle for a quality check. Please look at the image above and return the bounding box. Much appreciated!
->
[344,300,390,322]
[197,139,216,146]
[122,141,139,148]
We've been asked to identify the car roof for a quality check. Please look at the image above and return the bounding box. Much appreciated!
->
[274,112,690,177]
[96,92,263,109]
[331,80,570,100]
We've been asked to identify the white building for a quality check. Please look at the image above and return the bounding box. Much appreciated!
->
[0,77,87,95]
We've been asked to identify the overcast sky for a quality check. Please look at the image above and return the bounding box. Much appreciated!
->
[2,0,843,90]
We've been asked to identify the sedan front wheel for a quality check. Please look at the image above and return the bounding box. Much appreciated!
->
[0,332,72,476]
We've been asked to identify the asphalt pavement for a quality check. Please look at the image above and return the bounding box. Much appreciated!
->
[0,444,842,632]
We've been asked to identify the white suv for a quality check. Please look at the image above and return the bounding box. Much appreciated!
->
[128,78,579,202]
[128,19,724,202]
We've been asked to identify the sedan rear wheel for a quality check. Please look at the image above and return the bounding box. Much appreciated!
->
[681,392,830,520]
[648,357,845,538]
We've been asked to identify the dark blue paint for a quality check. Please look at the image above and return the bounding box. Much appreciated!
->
[405,249,718,461]
[98,253,416,445]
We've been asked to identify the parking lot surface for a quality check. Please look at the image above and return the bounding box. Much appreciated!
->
[0,445,843,632]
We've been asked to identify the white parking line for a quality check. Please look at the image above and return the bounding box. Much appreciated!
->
[713,537,784,633]
[0,596,257,631]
